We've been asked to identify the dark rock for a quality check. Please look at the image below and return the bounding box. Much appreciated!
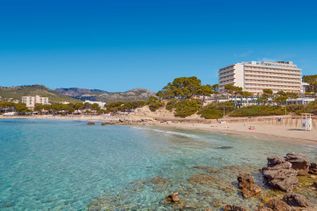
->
[282,193,310,207]
[265,198,291,211]
[267,156,286,167]
[313,182,317,189]
[309,163,317,175]
[101,122,114,126]
[284,153,310,176]
[237,173,261,198]
[262,159,298,192]
[216,146,233,149]
[223,204,247,211]
[87,121,95,125]
[165,192,180,203]
[192,166,219,174]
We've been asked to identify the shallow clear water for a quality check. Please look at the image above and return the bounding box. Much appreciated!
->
[0,119,316,210]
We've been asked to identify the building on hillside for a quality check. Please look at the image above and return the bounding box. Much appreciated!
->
[301,82,310,93]
[84,100,106,108]
[286,97,315,105]
[22,95,49,108]
[219,61,302,94]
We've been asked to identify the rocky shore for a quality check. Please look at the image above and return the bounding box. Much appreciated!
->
[88,152,317,210]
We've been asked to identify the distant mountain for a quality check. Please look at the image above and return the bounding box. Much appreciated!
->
[55,88,155,102]
[0,85,81,103]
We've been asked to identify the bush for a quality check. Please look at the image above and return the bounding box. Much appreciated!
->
[198,102,234,119]
[229,106,285,117]
[165,99,178,111]
[286,104,304,114]
[106,101,146,113]
[147,96,164,112]
[174,99,202,118]
[304,101,317,115]
[199,108,223,119]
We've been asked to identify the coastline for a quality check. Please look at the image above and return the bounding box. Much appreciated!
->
[1,114,317,144]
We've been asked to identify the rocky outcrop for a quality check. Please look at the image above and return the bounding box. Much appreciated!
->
[282,193,310,208]
[223,204,247,211]
[262,156,298,192]
[284,153,310,176]
[165,192,180,203]
[309,163,317,175]
[237,174,261,198]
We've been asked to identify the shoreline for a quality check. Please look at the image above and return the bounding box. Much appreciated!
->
[1,114,317,144]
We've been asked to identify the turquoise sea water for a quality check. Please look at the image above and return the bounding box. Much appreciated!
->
[0,119,316,210]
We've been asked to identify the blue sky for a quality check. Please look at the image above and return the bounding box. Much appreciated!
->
[0,0,316,91]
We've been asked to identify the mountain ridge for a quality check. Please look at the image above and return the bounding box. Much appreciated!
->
[55,87,154,102]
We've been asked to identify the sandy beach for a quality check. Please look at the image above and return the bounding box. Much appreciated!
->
[1,109,317,143]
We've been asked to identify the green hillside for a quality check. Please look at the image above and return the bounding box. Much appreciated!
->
[0,85,81,103]
[303,74,317,93]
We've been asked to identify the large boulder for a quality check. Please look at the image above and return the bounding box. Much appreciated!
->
[237,174,261,198]
[282,193,310,208]
[262,156,298,192]
[309,163,317,175]
[262,198,292,211]
[223,205,247,211]
[284,153,310,176]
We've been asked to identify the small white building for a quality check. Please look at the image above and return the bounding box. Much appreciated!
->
[84,100,106,108]
[22,95,49,108]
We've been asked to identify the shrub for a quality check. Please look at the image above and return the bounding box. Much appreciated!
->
[229,106,285,117]
[199,108,223,119]
[286,104,304,114]
[304,101,317,115]
[106,101,146,113]
[165,99,178,111]
[174,99,202,118]
[147,96,164,112]
[198,102,234,119]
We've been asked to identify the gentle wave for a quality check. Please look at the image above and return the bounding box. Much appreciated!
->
[131,127,200,139]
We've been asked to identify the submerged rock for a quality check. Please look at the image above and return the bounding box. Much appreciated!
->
[188,174,216,185]
[223,204,247,211]
[87,121,95,125]
[101,122,114,126]
[149,176,169,186]
[165,192,180,203]
[262,156,298,192]
[192,166,219,174]
[216,146,233,149]
[309,163,317,175]
[282,193,310,207]
[237,173,261,198]
[284,153,310,176]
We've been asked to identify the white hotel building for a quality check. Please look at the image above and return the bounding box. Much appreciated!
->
[22,95,49,108]
[218,61,302,94]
